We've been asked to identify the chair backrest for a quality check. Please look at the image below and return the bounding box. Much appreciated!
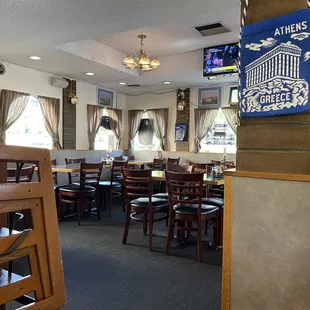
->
[7,163,35,183]
[122,168,152,202]
[79,162,103,187]
[165,171,204,210]
[110,160,128,184]
[226,164,236,169]
[153,158,164,170]
[166,163,193,173]
[167,157,180,165]
[191,163,213,174]
[65,157,86,183]
[65,157,86,165]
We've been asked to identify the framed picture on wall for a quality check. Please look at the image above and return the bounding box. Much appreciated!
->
[198,87,221,109]
[175,123,188,142]
[98,88,114,107]
[229,87,239,106]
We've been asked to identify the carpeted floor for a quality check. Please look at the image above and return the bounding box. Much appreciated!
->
[9,200,222,310]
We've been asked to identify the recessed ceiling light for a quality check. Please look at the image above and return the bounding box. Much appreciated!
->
[85,72,95,76]
[29,56,42,60]
[163,81,171,84]
[119,82,127,85]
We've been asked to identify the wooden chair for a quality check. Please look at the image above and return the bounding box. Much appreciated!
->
[152,158,165,170]
[99,160,128,216]
[190,163,214,173]
[226,164,236,169]
[58,162,103,225]
[167,157,180,165]
[0,145,65,309]
[165,171,219,263]
[122,168,169,250]
[7,164,35,183]
[65,157,86,184]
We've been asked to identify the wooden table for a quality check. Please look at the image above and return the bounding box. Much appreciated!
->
[151,170,225,185]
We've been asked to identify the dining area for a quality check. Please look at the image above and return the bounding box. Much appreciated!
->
[6,152,231,259]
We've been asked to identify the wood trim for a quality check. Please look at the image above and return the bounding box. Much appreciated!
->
[221,175,232,310]
[224,169,310,182]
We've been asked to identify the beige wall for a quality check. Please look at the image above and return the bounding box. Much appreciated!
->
[76,81,127,150]
[230,176,310,310]
[124,84,236,152]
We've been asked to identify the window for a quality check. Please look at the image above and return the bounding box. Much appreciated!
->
[94,110,116,150]
[132,112,160,150]
[200,108,236,153]
[6,96,53,149]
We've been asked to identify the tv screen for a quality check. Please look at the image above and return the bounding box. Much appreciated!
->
[203,43,239,77]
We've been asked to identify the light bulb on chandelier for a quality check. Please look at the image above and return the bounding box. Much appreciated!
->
[122,35,160,71]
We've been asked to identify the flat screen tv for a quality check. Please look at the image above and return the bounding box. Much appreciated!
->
[203,43,239,77]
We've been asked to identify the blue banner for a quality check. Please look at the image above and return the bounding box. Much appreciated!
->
[240,9,310,117]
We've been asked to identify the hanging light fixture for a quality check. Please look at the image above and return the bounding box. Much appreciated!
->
[177,91,186,111]
[122,35,160,72]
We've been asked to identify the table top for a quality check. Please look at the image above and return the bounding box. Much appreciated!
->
[151,170,224,185]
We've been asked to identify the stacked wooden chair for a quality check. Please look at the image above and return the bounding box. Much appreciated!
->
[0,145,66,309]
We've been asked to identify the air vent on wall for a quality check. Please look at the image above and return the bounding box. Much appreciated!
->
[127,84,141,88]
[194,22,230,37]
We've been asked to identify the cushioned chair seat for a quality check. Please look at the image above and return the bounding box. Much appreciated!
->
[202,197,224,208]
[54,184,70,191]
[152,193,169,200]
[173,203,219,215]
[99,181,121,188]
[131,197,168,209]
[58,184,96,193]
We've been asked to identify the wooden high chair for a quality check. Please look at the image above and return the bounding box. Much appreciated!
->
[0,145,66,309]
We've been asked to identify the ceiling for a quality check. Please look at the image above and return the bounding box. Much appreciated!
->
[0,0,240,93]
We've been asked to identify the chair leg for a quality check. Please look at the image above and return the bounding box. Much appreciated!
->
[197,220,202,263]
[165,211,174,255]
[143,214,147,235]
[121,186,125,212]
[77,199,82,225]
[205,220,208,235]
[58,193,63,220]
[108,189,112,217]
[187,221,192,239]
[122,204,131,244]
[96,190,101,220]
[148,212,153,250]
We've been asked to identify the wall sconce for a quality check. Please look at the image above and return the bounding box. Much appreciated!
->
[68,80,79,104]
[177,91,186,111]
[68,93,79,104]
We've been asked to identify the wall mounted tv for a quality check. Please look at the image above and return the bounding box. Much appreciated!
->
[203,43,239,77]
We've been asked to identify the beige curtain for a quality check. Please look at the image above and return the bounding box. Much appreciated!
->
[148,108,168,150]
[38,96,62,149]
[87,104,104,150]
[128,110,144,149]
[0,89,29,144]
[193,108,218,153]
[222,107,239,134]
[106,108,122,149]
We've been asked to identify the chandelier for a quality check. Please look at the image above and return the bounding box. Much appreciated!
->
[122,35,160,72]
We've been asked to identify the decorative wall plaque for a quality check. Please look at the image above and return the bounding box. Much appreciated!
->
[240,9,310,117]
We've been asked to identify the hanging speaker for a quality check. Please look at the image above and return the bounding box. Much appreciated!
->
[51,77,69,88]
[100,116,112,130]
[0,63,6,75]
[138,118,154,145]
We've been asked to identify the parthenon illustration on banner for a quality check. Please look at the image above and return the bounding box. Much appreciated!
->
[245,42,301,88]
[241,40,308,114]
